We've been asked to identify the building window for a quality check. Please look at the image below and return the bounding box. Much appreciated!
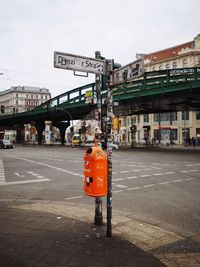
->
[173,62,177,69]
[143,114,149,123]
[171,112,177,121]
[154,113,159,122]
[196,111,200,120]
[171,129,178,140]
[15,100,18,105]
[182,111,189,120]
[26,94,28,98]
[45,95,48,99]
[31,95,33,99]
[183,59,187,68]
[160,112,170,121]
[159,65,163,70]
[15,93,18,98]
[166,64,170,69]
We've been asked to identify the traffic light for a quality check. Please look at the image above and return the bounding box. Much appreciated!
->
[1,105,5,113]
[130,125,137,133]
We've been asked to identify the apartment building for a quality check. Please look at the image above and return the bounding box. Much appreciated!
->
[116,34,200,145]
[0,86,51,141]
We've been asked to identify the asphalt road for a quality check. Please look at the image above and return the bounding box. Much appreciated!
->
[0,145,200,239]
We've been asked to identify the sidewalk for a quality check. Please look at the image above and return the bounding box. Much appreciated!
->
[0,200,200,267]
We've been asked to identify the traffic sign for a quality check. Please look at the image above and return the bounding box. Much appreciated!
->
[54,51,106,75]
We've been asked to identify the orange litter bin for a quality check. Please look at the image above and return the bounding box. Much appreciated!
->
[84,145,107,197]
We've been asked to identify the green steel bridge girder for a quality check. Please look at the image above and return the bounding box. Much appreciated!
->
[0,67,200,127]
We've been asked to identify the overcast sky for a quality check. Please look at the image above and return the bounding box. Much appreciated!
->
[0,0,199,97]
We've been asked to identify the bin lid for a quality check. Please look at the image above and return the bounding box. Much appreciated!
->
[85,146,106,160]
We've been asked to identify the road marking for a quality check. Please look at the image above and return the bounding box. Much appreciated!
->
[13,157,82,177]
[127,187,140,191]
[0,159,5,184]
[172,179,183,183]
[186,163,200,166]
[140,174,151,177]
[185,177,195,181]
[14,172,25,178]
[120,170,129,173]
[113,178,125,181]
[153,173,163,176]
[165,172,175,175]
[64,196,83,200]
[158,182,169,185]
[126,176,138,179]
[115,184,128,189]
[143,184,155,188]
[0,178,50,186]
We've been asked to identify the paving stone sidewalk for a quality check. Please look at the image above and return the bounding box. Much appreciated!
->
[0,200,199,267]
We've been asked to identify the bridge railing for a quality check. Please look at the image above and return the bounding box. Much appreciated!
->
[32,83,96,112]
[112,67,200,100]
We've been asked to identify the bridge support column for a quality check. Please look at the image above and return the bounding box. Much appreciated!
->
[16,125,25,144]
[35,122,45,145]
[44,121,52,145]
[53,121,70,145]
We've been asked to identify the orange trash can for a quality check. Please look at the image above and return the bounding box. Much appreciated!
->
[84,145,107,197]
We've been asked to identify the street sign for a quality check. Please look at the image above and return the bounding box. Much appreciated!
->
[54,51,106,75]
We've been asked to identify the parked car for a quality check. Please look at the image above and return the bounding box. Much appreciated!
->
[72,134,81,146]
[0,139,14,149]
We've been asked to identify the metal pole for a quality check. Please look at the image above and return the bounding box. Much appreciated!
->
[106,60,113,237]
[94,51,103,226]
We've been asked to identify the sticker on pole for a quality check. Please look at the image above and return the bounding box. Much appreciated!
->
[54,51,106,75]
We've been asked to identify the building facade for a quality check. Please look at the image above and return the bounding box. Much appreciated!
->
[0,86,51,141]
[116,34,200,145]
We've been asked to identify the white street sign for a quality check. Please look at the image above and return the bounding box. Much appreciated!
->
[54,51,106,75]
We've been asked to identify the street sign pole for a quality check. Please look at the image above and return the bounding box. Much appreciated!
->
[105,60,114,238]
[94,51,103,226]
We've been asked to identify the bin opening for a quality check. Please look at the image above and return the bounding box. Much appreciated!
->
[86,148,93,154]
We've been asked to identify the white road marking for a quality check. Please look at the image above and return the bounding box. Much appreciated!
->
[127,187,140,191]
[113,178,124,181]
[153,173,163,176]
[186,163,200,167]
[185,177,195,181]
[143,184,155,188]
[140,174,151,177]
[165,172,175,174]
[13,157,81,177]
[115,184,128,189]
[0,159,5,184]
[0,178,50,186]
[64,196,83,200]
[126,176,138,179]
[120,170,129,173]
[172,179,183,183]
[158,182,169,185]
[14,172,25,178]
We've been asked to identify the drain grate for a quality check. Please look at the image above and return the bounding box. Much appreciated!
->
[150,239,200,254]
[0,199,33,208]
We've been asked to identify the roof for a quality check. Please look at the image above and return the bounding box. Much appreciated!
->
[144,41,193,63]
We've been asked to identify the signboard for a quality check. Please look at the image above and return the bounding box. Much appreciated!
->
[54,51,106,75]
[111,58,144,85]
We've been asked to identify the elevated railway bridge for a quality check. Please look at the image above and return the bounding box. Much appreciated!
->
[0,67,200,144]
